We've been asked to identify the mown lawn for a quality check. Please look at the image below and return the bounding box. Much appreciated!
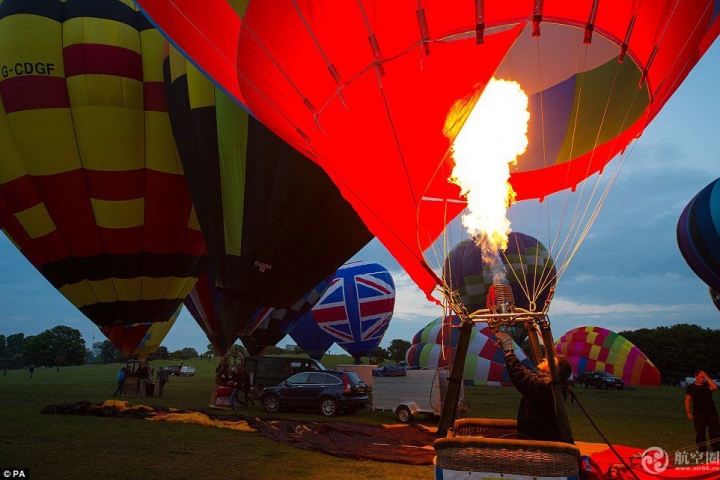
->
[0,358,695,479]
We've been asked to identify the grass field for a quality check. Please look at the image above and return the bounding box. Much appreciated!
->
[0,357,696,479]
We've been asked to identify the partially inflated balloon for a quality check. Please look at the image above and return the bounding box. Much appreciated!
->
[711,287,720,313]
[163,44,373,338]
[183,264,234,355]
[407,315,534,386]
[443,233,555,343]
[310,261,395,363]
[289,309,337,361]
[677,178,720,293]
[239,274,333,356]
[0,0,205,354]
[130,305,181,359]
[555,326,660,386]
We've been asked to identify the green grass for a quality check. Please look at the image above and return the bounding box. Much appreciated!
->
[0,359,695,479]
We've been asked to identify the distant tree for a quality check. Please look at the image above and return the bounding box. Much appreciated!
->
[98,340,120,364]
[6,333,25,367]
[0,334,6,359]
[369,346,389,365]
[23,326,86,367]
[204,343,218,358]
[263,346,286,356]
[170,347,199,360]
[619,324,720,382]
[147,346,169,361]
[387,339,412,363]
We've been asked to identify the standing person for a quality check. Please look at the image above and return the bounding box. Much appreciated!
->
[496,331,574,443]
[241,362,255,408]
[137,361,150,398]
[685,370,720,452]
[229,364,243,410]
[156,366,169,397]
[113,366,126,396]
[29,364,35,379]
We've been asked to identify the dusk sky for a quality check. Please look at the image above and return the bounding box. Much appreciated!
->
[1,42,718,357]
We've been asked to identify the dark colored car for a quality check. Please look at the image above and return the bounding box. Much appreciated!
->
[577,371,624,390]
[260,370,369,417]
[165,365,182,376]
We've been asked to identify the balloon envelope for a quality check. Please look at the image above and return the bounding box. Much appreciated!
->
[163,44,373,338]
[183,264,235,355]
[555,326,661,387]
[289,310,336,361]
[311,261,395,362]
[677,178,720,293]
[443,232,556,343]
[239,274,334,356]
[0,0,205,353]
[136,0,720,300]
[407,315,534,386]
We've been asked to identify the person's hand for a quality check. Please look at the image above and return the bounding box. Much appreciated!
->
[496,332,514,352]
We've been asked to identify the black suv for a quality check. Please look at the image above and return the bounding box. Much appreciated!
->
[260,370,369,417]
[577,371,624,390]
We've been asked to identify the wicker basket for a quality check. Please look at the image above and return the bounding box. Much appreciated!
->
[451,417,518,438]
[434,436,580,477]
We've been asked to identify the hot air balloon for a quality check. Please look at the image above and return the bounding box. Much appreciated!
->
[407,315,534,386]
[0,0,205,354]
[310,261,395,363]
[289,309,337,361]
[238,273,334,356]
[677,178,720,293]
[129,305,182,359]
[183,264,234,355]
[443,232,555,343]
[185,264,334,356]
[711,287,720,313]
[555,326,661,387]
[163,44,373,341]
[136,1,720,311]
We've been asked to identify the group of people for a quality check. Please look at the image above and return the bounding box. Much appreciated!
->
[112,361,170,398]
[496,332,720,454]
[214,357,254,410]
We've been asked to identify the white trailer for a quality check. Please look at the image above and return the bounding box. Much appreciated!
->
[371,367,462,423]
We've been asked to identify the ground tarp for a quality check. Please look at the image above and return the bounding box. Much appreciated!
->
[41,401,436,465]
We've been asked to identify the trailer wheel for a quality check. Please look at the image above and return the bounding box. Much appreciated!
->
[396,406,413,424]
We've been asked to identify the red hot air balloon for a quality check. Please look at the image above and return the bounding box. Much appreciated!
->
[135,1,720,305]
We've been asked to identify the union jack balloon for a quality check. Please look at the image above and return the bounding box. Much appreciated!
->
[309,261,395,362]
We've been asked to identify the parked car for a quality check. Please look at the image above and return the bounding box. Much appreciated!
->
[165,365,182,376]
[179,366,196,377]
[244,356,326,396]
[260,370,369,417]
[577,371,624,390]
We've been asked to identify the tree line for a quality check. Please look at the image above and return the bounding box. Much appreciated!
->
[2,323,716,379]
[0,327,199,370]
[618,323,720,384]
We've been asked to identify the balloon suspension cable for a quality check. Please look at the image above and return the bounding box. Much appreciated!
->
[568,388,641,480]
[436,290,475,438]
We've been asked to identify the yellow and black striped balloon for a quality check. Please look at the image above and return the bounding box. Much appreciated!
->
[0,0,206,350]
